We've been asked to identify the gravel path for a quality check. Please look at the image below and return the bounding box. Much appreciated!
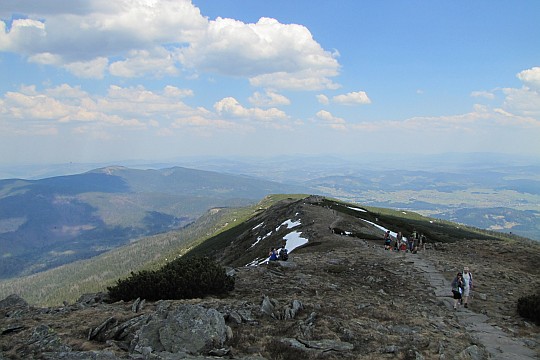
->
[409,253,538,360]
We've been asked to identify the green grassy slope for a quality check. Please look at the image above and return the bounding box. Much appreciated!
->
[0,207,233,306]
[0,166,308,279]
[0,194,304,306]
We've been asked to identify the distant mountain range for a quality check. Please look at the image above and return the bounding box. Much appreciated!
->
[1,154,538,280]
[0,166,308,279]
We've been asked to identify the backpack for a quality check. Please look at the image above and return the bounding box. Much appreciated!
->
[467,272,473,288]
[279,248,289,261]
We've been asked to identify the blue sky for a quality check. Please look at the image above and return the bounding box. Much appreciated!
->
[0,0,539,165]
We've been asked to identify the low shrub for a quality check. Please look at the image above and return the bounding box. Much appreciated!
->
[517,291,540,325]
[107,257,234,302]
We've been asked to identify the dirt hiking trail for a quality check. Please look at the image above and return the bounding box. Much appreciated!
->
[409,253,538,360]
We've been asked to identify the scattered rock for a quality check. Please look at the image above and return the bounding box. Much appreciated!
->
[297,338,354,351]
[133,304,228,355]
[131,297,145,313]
[0,294,28,309]
[76,292,110,307]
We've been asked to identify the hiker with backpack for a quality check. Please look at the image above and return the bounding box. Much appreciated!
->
[395,232,402,251]
[278,246,289,261]
[451,272,465,310]
[399,236,408,252]
[383,230,392,250]
[412,234,420,254]
[462,266,473,308]
[409,230,419,252]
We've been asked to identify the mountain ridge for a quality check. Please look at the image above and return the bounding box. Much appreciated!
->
[0,195,538,359]
[0,167,307,279]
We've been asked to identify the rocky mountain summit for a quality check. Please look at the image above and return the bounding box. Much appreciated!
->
[0,196,539,359]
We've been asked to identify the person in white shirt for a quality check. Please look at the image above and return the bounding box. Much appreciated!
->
[462,266,473,308]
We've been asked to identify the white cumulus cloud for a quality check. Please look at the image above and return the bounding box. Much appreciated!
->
[316,94,329,105]
[470,91,495,100]
[249,91,291,107]
[214,97,288,124]
[182,16,340,90]
[502,87,540,117]
[517,67,540,89]
[0,1,341,87]
[315,110,346,130]
[332,91,371,105]
[109,49,179,78]
[63,57,109,79]
[0,83,208,136]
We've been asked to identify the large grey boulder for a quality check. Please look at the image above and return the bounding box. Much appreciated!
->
[0,294,28,309]
[28,324,72,354]
[132,303,229,356]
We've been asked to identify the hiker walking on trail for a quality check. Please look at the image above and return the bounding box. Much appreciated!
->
[462,266,473,308]
[413,233,421,253]
[451,272,465,310]
[410,229,418,252]
[395,232,402,251]
[420,234,426,250]
[399,236,407,252]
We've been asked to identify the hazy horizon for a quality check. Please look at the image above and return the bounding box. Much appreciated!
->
[1,151,539,181]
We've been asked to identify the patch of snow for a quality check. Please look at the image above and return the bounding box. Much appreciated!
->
[255,230,309,266]
[347,206,367,213]
[252,222,264,230]
[249,231,273,248]
[246,258,263,267]
[277,219,301,231]
[359,219,409,242]
[283,231,309,252]
[250,237,262,249]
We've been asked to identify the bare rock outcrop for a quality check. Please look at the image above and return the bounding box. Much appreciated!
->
[131,302,230,356]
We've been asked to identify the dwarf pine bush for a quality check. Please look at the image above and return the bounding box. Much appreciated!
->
[517,292,540,325]
[107,257,235,302]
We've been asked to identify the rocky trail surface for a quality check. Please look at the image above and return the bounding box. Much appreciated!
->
[0,197,538,359]
[409,254,537,359]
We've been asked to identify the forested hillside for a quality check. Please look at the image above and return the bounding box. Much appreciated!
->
[0,166,308,279]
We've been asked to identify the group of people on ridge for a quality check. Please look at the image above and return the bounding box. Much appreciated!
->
[383,230,425,254]
[382,229,475,311]
[268,244,288,262]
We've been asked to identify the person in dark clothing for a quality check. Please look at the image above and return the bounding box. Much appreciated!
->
[451,272,464,310]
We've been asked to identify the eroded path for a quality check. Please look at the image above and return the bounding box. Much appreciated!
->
[409,253,538,360]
